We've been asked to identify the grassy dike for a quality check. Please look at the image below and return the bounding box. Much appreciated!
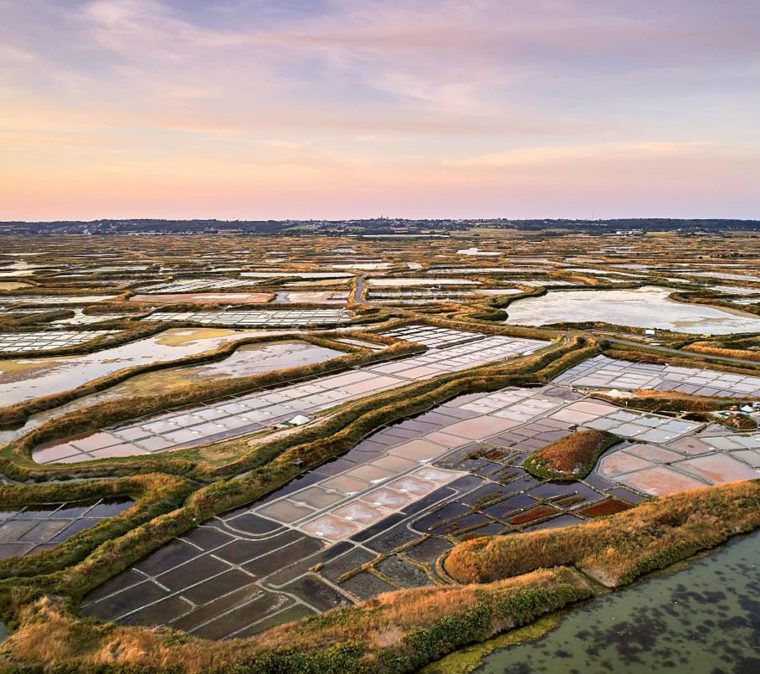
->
[683,340,760,362]
[0,309,76,328]
[0,475,195,585]
[0,331,376,429]
[2,566,594,674]
[202,335,591,480]
[415,313,561,342]
[0,337,422,481]
[433,286,545,324]
[603,342,760,374]
[0,315,558,483]
[0,339,589,614]
[445,480,760,587]
[670,290,760,318]
[591,389,755,414]
[3,480,758,673]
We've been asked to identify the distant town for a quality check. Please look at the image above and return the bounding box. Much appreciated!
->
[2,217,760,236]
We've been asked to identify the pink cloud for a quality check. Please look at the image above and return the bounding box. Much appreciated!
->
[0,0,759,219]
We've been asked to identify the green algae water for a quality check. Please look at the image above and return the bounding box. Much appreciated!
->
[429,532,760,674]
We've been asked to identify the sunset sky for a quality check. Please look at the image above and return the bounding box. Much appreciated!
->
[2,0,759,221]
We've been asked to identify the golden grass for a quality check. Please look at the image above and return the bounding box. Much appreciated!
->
[594,389,750,413]
[683,342,760,362]
[603,345,760,376]
[7,472,757,674]
[522,429,617,480]
[6,232,760,671]
[445,480,760,588]
[2,567,593,673]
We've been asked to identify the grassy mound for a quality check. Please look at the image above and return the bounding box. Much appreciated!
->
[445,480,760,588]
[522,429,619,480]
[3,480,759,673]
[3,567,594,674]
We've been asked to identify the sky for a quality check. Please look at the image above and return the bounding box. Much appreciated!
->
[1,0,759,221]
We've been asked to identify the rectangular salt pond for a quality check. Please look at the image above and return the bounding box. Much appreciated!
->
[130,292,273,304]
[273,291,348,304]
[369,291,477,300]
[142,309,349,326]
[332,262,394,271]
[368,278,481,287]
[0,498,133,559]
[689,271,760,282]
[77,381,689,638]
[555,353,760,397]
[137,279,256,293]
[1,295,118,304]
[0,331,117,353]
[35,333,547,463]
[498,279,577,287]
[240,272,353,280]
[428,268,549,274]
[475,289,527,296]
[381,325,485,348]
[505,286,760,334]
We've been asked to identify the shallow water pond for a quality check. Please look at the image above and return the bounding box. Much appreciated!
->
[0,328,270,405]
[273,291,348,304]
[505,286,760,334]
[129,292,272,304]
[433,532,759,674]
[0,337,336,446]
[85,340,342,398]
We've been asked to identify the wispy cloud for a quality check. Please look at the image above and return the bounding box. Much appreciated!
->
[449,141,713,168]
[0,0,759,218]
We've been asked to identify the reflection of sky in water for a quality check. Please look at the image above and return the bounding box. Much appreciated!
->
[476,533,760,674]
[0,329,267,405]
[506,286,760,334]
[0,338,325,447]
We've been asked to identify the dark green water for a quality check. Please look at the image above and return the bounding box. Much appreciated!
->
[477,533,760,674]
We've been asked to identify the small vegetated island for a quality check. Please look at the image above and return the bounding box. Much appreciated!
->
[522,429,620,481]
[0,223,758,673]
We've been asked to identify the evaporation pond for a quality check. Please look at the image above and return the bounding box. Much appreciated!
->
[0,328,273,405]
[505,286,760,334]
[79,340,342,399]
